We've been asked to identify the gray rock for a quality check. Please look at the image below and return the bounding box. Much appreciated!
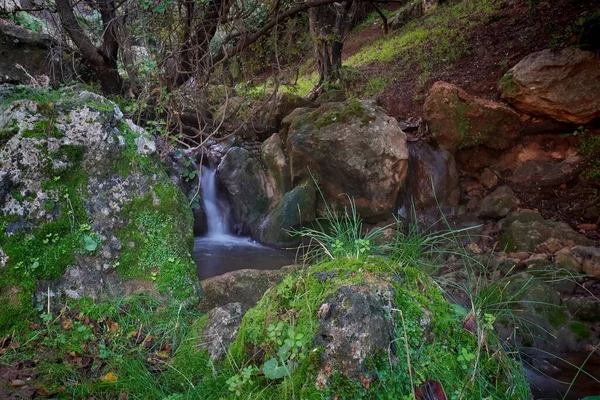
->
[217,147,271,234]
[500,213,593,253]
[564,297,600,322]
[201,302,245,361]
[261,132,289,200]
[253,180,316,247]
[314,283,397,386]
[199,268,287,312]
[570,246,600,279]
[401,141,459,211]
[0,20,72,85]
[478,186,519,219]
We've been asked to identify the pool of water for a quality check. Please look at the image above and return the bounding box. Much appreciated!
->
[526,351,600,399]
[193,234,297,280]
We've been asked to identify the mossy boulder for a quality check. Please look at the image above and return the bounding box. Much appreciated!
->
[0,86,198,333]
[424,81,521,153]
[287,99,409,222]
[219,258,530,399]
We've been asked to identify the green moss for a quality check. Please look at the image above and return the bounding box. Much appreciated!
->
[0,119,19,149]
[116,182,197,301]
[113,121,154,176]
[0,86,64,107]
[546,307,568,328]
[224,258,529,399]
[22,120,64,139]
[569,321,590,338]
[498,71,518,94]
[361,77,391,97]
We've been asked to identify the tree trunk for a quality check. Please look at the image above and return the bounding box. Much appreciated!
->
[309,0,354,89]
[55,0,123,95]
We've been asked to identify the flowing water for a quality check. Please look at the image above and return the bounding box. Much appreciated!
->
[193,166,295,280]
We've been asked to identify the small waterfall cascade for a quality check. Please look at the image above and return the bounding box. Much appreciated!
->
[200,166,230,236]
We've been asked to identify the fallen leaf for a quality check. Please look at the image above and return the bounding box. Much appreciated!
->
[156,350,169,359]
[61,318,73,330]
[101,372,118,383]
[108,321,120,333]
[9,379,26,387]
[415,379,447,400]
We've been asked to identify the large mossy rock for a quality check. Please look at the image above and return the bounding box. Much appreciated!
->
[222,258,530,398]
[499,48,600,125]
[424,81,521,153]
[287,99,408,222]
[500,210,594,252]
[0,86,198,333]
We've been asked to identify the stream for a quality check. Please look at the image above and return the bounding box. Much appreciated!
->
[192,167,600,398]
[193,166,295,280]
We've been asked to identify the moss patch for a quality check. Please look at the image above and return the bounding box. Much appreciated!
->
[116,182,197,301]
[223,257,530,399]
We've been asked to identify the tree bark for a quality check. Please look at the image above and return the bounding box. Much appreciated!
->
[55,0,123,95]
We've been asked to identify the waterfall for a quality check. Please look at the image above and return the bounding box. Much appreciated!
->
[201,166,229,236]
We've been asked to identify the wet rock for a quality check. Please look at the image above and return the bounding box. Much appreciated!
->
[201,302,245,361]
[217,147,270,234]
[500,214,594,253]
[254,180,316,247]
[570,246,600,279]
[402,141,459,211]
[564,297,600,322]
[287,99,408,221]
[261,133,289,200]
[478,186,518,219]
[424,81,521,153]
[504,274,579,353]
[198,268,286,312]
[499,48,600,124]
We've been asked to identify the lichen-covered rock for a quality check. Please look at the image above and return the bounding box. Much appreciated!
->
[499,48,600,124]
[223,258,530,398]
[0,86,198,332]
[216,146,271,234]
[287,99,408,221]
[478,186,519,219]
[424,81,521,153]
[500,212,594,252]
[253,180,316,247]
[201,302,245,361]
